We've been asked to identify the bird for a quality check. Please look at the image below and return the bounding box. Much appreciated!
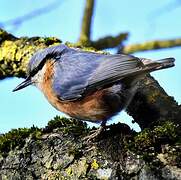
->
[13,44,175,139]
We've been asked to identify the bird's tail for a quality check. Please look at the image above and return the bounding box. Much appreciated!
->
[140,57,175,72]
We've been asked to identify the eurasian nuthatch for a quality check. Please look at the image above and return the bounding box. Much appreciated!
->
[13,44,175,138]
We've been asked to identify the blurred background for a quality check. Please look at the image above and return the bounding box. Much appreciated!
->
[0,0,181,133]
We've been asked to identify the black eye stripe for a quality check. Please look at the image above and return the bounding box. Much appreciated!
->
[45,50,66,60]
[29,51,64,77]
[30,58,46,77]
[28,44,70,77]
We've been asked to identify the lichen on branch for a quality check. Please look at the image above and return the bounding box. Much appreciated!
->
[0,29,61,79]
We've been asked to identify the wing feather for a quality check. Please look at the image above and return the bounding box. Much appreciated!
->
[52,50,142,101]
[87,55,142,90]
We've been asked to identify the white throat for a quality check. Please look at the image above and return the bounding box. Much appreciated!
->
[31,64,47,90]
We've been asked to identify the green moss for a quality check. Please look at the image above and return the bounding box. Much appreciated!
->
[0,126,41,157]
[121,121,181,173]
[44,116,88,136]
[125,121,180,158]
[153,121,177,140]
[0,116,89,157]
[134,129,152,150]
[39,37,61,46]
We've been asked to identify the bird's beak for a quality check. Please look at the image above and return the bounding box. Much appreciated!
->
[12,77,32,92]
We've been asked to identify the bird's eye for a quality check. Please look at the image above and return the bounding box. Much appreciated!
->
[54,55,61,60]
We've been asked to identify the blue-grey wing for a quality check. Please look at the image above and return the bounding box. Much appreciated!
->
[52,50,142,101]
[52,51,102,101]
[87,54,142,90]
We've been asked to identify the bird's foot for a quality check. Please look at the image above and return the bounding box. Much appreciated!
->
[83,125,106,143]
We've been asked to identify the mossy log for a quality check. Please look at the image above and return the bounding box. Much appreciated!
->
[0,117,180,179]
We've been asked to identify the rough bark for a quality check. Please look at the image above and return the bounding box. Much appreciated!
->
[0,118,180,179]
[127,75,181,129]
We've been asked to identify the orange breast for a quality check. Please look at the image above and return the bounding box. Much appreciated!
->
[40,60,113,122]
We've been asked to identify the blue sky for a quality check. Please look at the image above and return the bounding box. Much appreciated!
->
[0,0,181,133]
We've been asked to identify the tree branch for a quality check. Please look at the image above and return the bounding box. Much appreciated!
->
[78,0,95,45]
[0,29,17,42]
[0,28,61,79]
[91,32,128,50]
[122,38,181,54]
[127,75,181,129]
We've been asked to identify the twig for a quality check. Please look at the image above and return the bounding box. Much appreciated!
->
[78,0,95,45]
[122,38,181,54]
[91,33,128,50]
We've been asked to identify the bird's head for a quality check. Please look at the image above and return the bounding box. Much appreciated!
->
[12,44,69,92]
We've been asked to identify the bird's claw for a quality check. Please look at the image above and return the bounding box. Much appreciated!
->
[83,126,105,143]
